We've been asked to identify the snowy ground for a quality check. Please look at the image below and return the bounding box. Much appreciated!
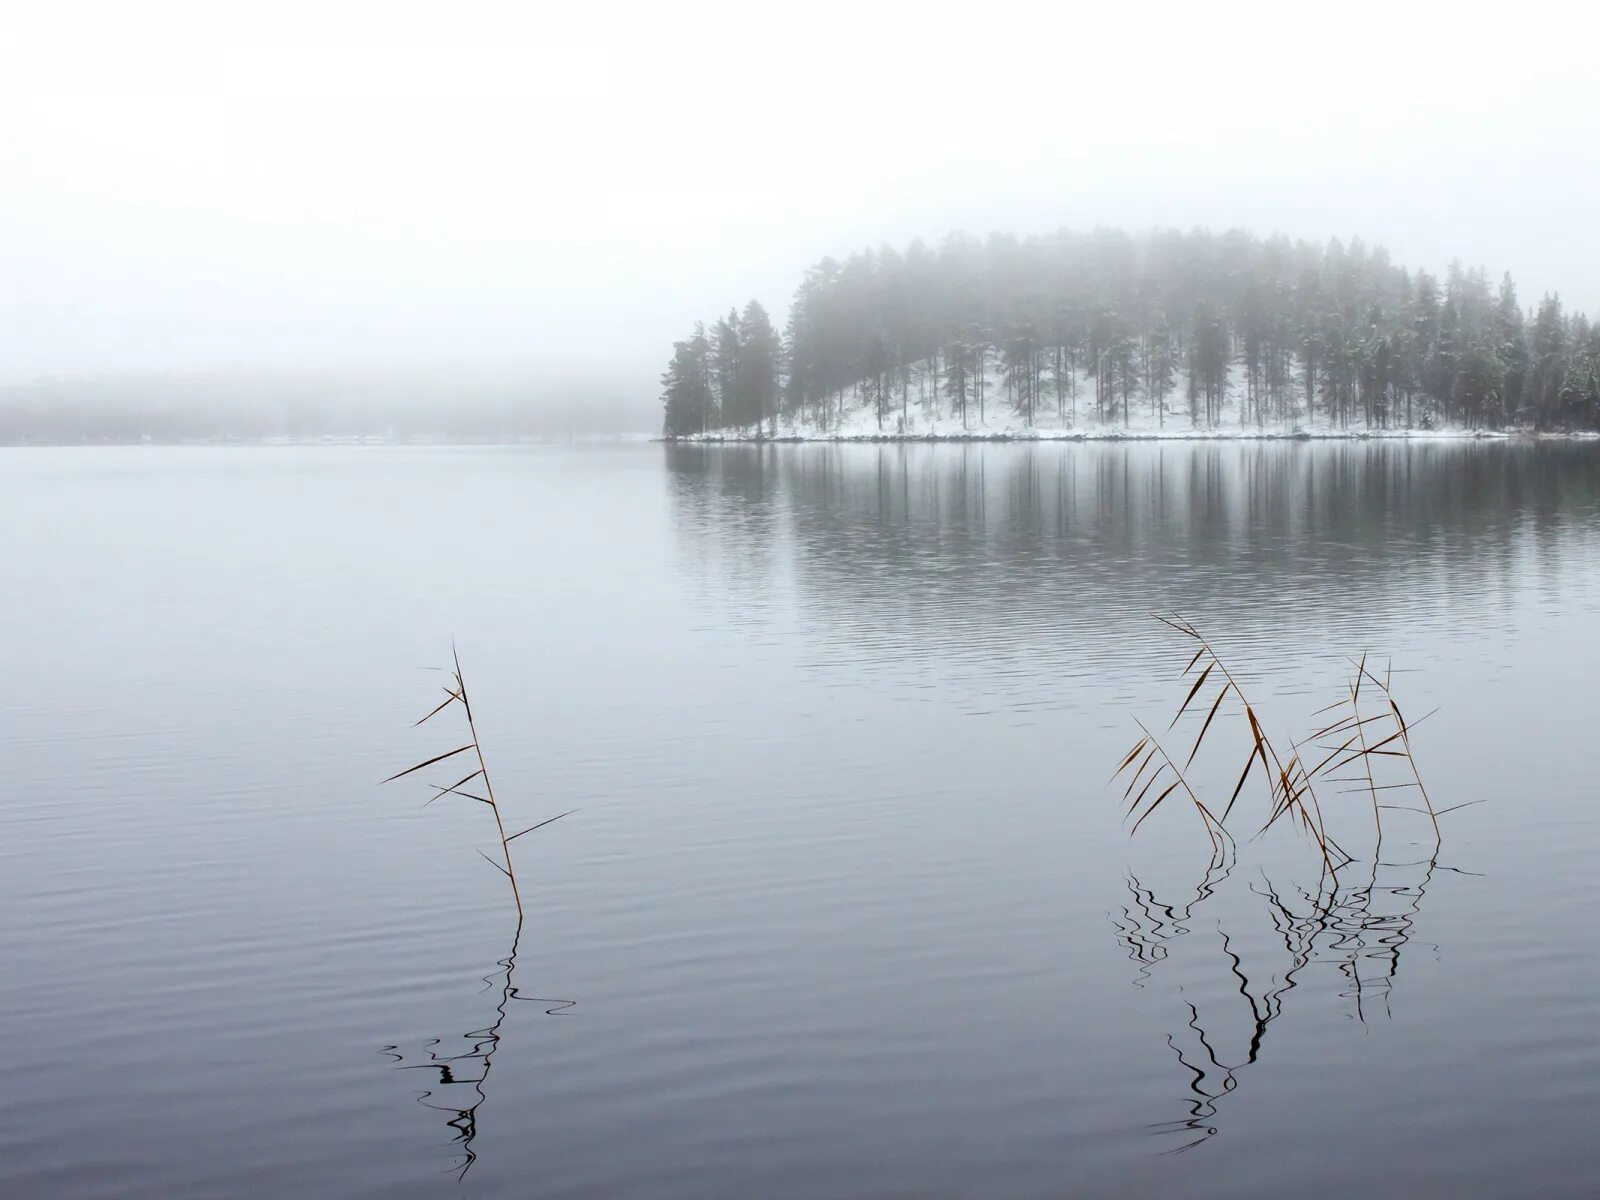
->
[673,365,1550,443]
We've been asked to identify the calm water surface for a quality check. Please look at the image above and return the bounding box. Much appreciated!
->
[4,441,1600,1198]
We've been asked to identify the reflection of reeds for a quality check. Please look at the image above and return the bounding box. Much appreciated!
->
[382,917,576,1180]
[1114,852,1465,1152]
[383,646,574,919]
[1116,614,1453,869]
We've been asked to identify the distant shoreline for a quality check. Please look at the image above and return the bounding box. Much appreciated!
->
[0,434,658,449]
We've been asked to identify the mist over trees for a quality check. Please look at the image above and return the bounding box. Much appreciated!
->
[662,302,781,437]
[662,228,1600,436]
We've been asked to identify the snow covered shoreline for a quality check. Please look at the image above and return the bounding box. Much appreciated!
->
[662,363,1599,444]
[663,420,1600,445]
[665,427,1565,444]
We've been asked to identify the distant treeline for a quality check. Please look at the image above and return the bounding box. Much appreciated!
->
[0,368,647,444]
[662,228,1600,435]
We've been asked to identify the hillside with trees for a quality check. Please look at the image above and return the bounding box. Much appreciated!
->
[662,228,1600,437]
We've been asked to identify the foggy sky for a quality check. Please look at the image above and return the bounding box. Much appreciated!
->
[3,0,1597,420]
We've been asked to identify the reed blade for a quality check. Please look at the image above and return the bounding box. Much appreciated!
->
[476,849,513,878]
[422,769,489,807]
[1123,746,1159,802]
[382,743,477,784]
[1130,780,1184,836]
[505,810,579,842]
[1113,737,1150,780]
[413,689,463,727]
[1126,763,1171,818]
[1172,663,1215,728]
[1186,685,1230,769]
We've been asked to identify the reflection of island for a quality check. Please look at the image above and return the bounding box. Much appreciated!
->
[1112,854,1469,1153]
[665,441,1600,692]
[380,919,574,1181]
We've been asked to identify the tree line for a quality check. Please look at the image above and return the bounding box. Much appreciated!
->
[662,227,1600,435]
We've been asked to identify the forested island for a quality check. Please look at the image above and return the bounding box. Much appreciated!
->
[661,228,1600,439]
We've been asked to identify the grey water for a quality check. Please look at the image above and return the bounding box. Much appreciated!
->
[4,440,1600,1198]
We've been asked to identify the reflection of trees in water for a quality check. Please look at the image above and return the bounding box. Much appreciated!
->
[666,443,1600,656]
[1111,853,1475,1153]
[380,919,574,1181]
[665,443,792,626]
[660,442,1549,1147]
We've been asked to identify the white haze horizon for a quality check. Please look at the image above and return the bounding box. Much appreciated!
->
[3,0,1597,428]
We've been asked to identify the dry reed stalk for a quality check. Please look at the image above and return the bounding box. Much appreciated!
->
[1300,655,1445,849]
[383,645,574,918]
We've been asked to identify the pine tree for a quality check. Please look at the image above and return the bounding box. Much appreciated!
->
[660,327,713,436]
[711,311,741,429]
[736,300,780,435]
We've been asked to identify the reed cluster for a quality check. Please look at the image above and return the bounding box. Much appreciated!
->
[1115,614,1460,871]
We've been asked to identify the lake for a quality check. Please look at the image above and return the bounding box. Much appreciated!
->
[4,441,1600,1198]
